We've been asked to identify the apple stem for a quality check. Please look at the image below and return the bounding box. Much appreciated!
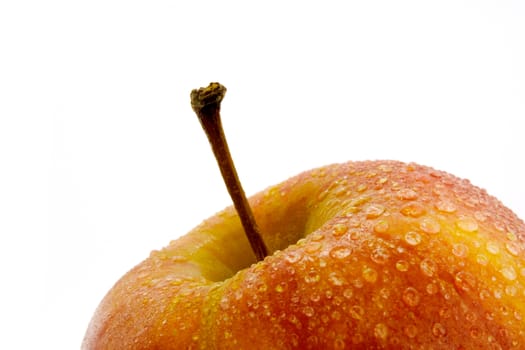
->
[190,82,269,262]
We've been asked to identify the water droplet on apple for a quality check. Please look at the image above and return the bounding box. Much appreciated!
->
[330,246,352,259]
[396,188,418,200]
[404,324,418,338]
[257,283,268,292]
[357,184,367,192]
[470,326,481,338]
[476,254,489,266]
[350,305,364,320]
[343,288,353,299]
[328,272,346,286]
[302,306,315,317]
[505,285,517,296]
[305,242,322,254]
[479,289,491,300]
[404,231,422,246]
[402,287,421,307]
[362,266,378,283]
[454,270,476,292]
[220,296,230,310]
[400,202,426,217]
[456,217,478,232]
[420,258,437,277]
[310,233,324,241]
[373,220,389,234]
[275,283,286,293]
[432,323,447,337]
[419,217,441,234]
[396,260,410,272]
[452,243,469,258]
[332,224,349,237]
[333,337,345,349]
[370,246,390,264]
[505,242,520,256]
[285,251,301,264]
[304,270,321,284]
[486,241,500,255]
[426,282,438,295]
[435,199,457,213]
[374,323,389,340]
[364,204,385,219]
[309,292,321,302]
[500,266,517,281]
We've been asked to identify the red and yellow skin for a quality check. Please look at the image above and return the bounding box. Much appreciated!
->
[83,160,525,349]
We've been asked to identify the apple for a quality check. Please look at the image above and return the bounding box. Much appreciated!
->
[83,83,524,349]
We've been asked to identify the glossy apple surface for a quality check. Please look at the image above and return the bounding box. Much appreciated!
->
[83,160,525,349]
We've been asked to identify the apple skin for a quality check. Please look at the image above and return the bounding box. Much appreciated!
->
[83,160,525,349]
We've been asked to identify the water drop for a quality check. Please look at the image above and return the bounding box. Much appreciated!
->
[470,326,481,339]
[505,242,520,256]
[455,271,476,292]
[343,288,354,299]
[432,323,447,337]
[420,258,437,277]
[452,243,469,258]
[363,266,378,283]
[426,283,438,295]
[456,217,478,232]
[396,260,410,272]
[304,271,321,284]
[397,188,418,200]
[220,296,230,310]
[353,278,364,288]
[373,220,389,233]
[374,323,389,340]
[330,246,352,259]
[404,324,418,338]
[402,287,421,307]
[302,306,315,317]
[328,272,346,286]
[285,251,301,264]
[505,285,518,296]
[305,242,322,254]
[357,184,367,192]
[420,218,441,234]
[332,224,349,237]
[479,289,491,300]
[400,202,426,217]
[275,284,285,293]
[350,305,364,320]
[364,204,385,219]
[404,231,422,246]
[486,242,500,255]
[500,266,517,281]
[476,254,488,266]
[309,292,321,302]
[310,233,324,241]
[514,311,522,321]
[436,200,457,213]
[370,246,390,264]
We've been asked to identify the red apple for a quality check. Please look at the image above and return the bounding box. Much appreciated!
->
[83,84,524,349]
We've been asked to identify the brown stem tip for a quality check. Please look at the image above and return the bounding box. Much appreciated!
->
[190,82,269,262]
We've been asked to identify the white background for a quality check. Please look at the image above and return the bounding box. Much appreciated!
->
[1,1,524,349]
